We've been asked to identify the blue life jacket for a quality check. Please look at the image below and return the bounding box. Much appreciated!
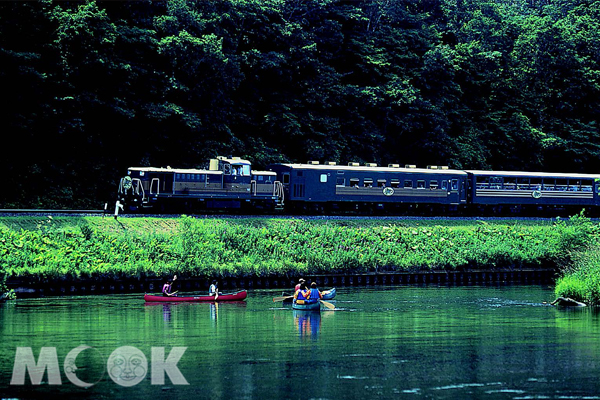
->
[306,288,321,303]
[296,289,307,301]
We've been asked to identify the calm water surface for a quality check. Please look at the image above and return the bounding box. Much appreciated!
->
[1,285,600,399]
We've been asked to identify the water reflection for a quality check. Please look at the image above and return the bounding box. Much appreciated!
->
[7,286,600,400]
[163,304,171,322]
[293,310,321,341]
[143,300,247,326]
[210,302,218,326]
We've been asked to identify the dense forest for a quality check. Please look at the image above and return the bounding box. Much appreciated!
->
[1,0,599,208]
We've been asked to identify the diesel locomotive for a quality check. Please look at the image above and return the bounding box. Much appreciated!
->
[116,156,600,216]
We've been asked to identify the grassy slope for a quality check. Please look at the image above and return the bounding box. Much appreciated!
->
[0,215,590,286]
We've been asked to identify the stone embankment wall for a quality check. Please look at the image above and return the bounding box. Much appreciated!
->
[7,268,556,298]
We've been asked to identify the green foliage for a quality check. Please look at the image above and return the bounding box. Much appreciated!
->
[2,0,600,207]
[555,248,600,305]
[0,216,587,284]
[0,263,15,300]
[553,210,600,255]
[553,212,600,305]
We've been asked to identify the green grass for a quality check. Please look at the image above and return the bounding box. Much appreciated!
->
[1,214,598,287]
[555,247,600,305]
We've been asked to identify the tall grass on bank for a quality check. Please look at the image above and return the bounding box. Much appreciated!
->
[0,249,15,299]
[0,271,15,300]
[0,215,597,283]
[555,248,600,305]
[553,213,600,305]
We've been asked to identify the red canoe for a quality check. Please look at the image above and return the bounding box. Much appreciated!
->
[144,290,247,302]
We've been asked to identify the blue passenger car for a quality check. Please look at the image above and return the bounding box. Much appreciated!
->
[466,170,600,214]
[268,161,468,213]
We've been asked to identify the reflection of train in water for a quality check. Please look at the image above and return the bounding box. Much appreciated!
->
[116,155,600,216]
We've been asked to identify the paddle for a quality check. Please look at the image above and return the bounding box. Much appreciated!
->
[273,295,294,302]
[320,299,335,310]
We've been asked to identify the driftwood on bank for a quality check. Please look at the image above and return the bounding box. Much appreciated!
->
[550,297,587,307]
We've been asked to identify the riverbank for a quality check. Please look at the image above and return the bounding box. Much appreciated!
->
[0,214,597,297]
[554,247,600,305]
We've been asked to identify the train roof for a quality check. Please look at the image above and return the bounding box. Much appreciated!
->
[216,156,251,165]
[465,170,600,179]
[252,170,276,176]
[128,167,222,175]
[273,163,468,175]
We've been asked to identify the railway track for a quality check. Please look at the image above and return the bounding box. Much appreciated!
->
[0,209,108,216]
[0,209,572,222]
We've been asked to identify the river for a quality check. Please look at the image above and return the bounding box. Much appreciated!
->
[1,285,600,399]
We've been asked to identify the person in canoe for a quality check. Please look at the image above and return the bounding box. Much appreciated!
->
[209,280,221,300]
[294,278,305,292]
[162,275,178,297]
[293,282,310,304]
[304,282,323,304]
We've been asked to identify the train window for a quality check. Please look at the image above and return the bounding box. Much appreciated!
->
[390,179,400,188]
[517,178,530,190]
[404,180,413,189]
[417,180,426,189]
[350,178,360,188]
[442,180,448,191]
[476,176,489,189]
[430,180,438,189]
[320,174,328,183]
[543,179,555,190]
[569,180,581,191]
[175,174,180,180]
[258,176,264,181]
[364,178,373,188]
[377,179,386,187]
[556,179,568,191]
[283,174,290,184]
[241,165,250,176]
[503,177,516,190]
[530,178,542,190]
[489,177,502,189]
[582,180,593,192]
[451,179,458,191]
[336,177,345,187]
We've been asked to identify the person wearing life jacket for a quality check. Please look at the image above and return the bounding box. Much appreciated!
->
[293,282,310,305]
[305,282,323,304]
[162,275,177,297]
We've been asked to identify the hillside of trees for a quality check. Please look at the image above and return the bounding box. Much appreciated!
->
[1,0,599,208]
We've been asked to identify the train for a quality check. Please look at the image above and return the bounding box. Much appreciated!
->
[116,155,600,216]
